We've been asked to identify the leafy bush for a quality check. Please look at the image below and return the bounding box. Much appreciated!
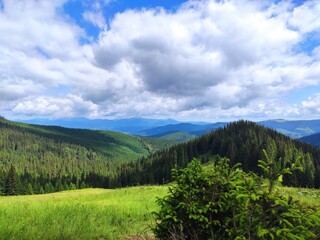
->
[153,155,320,239]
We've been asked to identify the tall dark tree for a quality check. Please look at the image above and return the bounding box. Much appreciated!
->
[314,165,320,189]
[5,165,17,195]
[0,166,5,195]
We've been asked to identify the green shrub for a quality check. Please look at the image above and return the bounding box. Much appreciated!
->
[153,155,320,239]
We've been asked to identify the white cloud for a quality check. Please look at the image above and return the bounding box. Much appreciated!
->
[1,0,320,121]
[13,95,98,118]
[92,0,318,112]
[301,94,320,114]
[83,10,106,29]
[82,0,112,29]
[0,77,44,101]
[0,0,85,60]
[289,1,320,34]
[313,46,320,60]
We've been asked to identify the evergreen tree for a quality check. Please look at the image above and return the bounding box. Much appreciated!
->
[154,158,320,239]
[44,182,54,193]
[5,165,17,195]
[315,165,320,189]
[26,183,34,195]
[0,167,5,195]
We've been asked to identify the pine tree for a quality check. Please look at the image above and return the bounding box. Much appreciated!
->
[314,165,320,188]
[0,167,5,195]
[26,183,34,195]
[5,165,17,195]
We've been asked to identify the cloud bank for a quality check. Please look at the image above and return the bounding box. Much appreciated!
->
[0,0,320,121]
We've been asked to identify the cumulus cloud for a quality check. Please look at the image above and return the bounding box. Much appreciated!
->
[301,94,320,114]
[0,78,44,101]
[92,0,319,110]
[0,0,85,60]
[289,1,320,35]
[0,0,90,105]
[83,10,106,28]
[1,0,320,121]
[82,0,110,29]
[13,95,98,118]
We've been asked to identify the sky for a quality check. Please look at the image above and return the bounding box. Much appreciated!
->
[0,0,320,122]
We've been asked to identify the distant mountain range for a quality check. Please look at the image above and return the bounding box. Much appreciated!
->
[20,117,179,134]
[259,119,320,139]
[18,117,320,142]
[138,122,228,136]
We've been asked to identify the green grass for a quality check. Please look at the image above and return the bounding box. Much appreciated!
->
[0,187,168,240]
[0,185,319,240]
[279,186,320,209]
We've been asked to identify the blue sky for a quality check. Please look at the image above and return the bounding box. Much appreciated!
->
[0,0,320,121]
[63,0,188,40]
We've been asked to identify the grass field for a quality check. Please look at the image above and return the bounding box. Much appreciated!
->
[280,186,320,209]
[0,186,168,240]
[0,185,319,240]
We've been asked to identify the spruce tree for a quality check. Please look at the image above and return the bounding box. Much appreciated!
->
[0,167,5,195]
[5,165,17,195]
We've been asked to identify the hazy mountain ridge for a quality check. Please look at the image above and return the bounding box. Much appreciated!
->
[18,118,320,141]
[19,117,180,134]
[259,119,320,139]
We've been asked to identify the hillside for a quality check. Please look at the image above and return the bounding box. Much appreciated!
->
[0,117,173,163]
[152,131,197,143]
[301,133,320,147]
[120,120,320,188]
[2,118,320,195]
[0,117,173,195]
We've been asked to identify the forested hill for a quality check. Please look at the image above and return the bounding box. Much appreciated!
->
[2,118,320,195]
[300,133,320,147]
[0,117,174,195]
[121,120,320,188]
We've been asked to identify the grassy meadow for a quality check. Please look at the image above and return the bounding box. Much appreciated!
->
[280,186,320,209]
[0,186,168,240]
[0,185,319,240]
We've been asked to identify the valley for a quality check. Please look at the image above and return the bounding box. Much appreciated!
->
[2,0,320,238]
[1,117,320,194]
[1,117,320,239]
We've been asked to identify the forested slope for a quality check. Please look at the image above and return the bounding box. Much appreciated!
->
[2,118,320,195]
[0,117,173,195]
[120,120,320,188]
